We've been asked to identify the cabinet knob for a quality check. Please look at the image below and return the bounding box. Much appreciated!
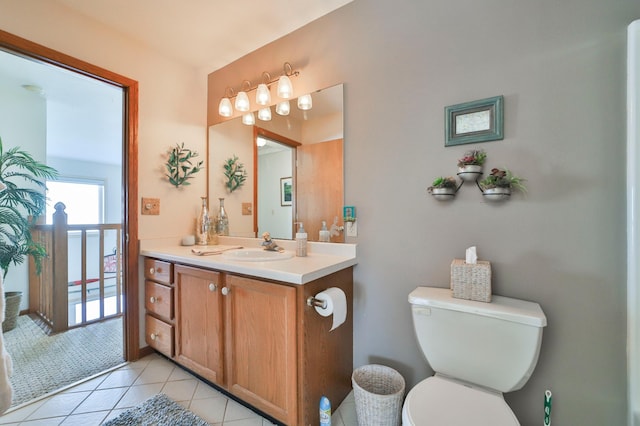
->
[150,332,158,340]
[149,296,157,304]
[221,286,230,296]
[149,267,155,275]
[209,283,217,292]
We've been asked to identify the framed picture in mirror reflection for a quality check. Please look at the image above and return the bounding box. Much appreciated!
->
[281,177,292,206]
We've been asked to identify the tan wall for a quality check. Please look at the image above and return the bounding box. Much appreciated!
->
[0,0,208,242]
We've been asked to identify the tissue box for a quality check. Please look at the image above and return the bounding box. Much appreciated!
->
[450,259,492,302]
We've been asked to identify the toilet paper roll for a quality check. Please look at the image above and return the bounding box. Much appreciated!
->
[314,287,347,331]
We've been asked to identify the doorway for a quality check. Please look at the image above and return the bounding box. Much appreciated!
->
[0,29,139,380]
[255,128,298,240]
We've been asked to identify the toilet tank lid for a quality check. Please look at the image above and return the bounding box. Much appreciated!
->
[409,287,547,327]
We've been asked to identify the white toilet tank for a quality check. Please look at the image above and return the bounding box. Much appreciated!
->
[409,286,547,392]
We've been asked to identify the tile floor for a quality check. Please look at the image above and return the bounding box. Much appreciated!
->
[0,353,358,425]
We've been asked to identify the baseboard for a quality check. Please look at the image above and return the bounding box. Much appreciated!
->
[138,345,155,360]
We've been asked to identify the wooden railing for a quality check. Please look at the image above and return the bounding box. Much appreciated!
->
[29,202,123,333]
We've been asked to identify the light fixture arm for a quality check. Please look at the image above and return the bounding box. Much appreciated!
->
[224,87,235,98]
[221,62,300,102]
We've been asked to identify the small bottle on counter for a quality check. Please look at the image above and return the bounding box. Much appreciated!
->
[216,197,229,236]
[196,197,209,245]
[296,222,307,257]
[319,220,330,242]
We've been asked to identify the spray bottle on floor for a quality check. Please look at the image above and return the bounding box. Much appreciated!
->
[320,395,331,426]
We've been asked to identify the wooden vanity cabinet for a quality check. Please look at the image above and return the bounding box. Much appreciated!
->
[174,264,225,385]
[143,256,353,426]
[144,258,174,357]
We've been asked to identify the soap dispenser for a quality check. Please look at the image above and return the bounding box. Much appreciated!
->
[319,221,330,242]
[296,222,307,257]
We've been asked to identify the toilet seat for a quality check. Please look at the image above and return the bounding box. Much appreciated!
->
[402,375,519,426]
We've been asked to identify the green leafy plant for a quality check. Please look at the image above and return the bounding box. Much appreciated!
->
[428,176,457,193]
[457,149,487,167]
[223,155,247,193]
[165,143,203,188]
[0,137,58,278]
[479,168,526,192]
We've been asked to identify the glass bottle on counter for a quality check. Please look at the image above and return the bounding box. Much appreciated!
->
[216,197,229,236]
[196,196,209,245]
[207,217,219,245]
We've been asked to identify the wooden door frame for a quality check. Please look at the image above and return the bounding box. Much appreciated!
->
[253,127,300,238]
[0,29,140,361]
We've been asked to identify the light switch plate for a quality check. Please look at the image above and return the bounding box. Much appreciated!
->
[141,197,160,215]
[242,202,253,215]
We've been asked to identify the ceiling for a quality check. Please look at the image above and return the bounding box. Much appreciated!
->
[55,0,353,72]
[0,0,352,165]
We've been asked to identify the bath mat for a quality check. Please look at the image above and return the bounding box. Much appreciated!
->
[104,393,209,426]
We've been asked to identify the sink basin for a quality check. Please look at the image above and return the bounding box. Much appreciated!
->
[221,248,293,262]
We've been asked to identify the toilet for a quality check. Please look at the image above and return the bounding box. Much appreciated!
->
[402,286,547,425]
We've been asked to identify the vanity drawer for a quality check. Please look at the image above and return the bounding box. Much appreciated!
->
[145,314,174,357]
[145,280,174,320]
[144,258,173,284]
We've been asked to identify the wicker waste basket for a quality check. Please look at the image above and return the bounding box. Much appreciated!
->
[3,291,22,332]
[352,364,406,426]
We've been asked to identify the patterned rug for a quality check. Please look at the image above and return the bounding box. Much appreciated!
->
[4,315,124,407]
[104,393,209,426]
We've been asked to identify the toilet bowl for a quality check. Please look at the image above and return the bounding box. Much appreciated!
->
[403,286,546,425]
[402,375,518,425]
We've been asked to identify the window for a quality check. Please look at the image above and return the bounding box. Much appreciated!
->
[46,180,105,225]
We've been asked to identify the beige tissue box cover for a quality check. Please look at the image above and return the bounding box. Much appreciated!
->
[450,259,492,302]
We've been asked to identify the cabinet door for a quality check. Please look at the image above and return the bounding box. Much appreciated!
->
[225,275,298,425]
[174,265,224,384]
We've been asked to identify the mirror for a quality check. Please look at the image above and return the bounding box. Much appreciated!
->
[208,84,344,242]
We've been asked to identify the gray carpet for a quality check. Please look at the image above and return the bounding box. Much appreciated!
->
[104,393,209,426]
[4,315,124,407]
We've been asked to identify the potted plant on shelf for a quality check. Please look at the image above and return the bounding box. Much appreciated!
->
[0,137,58,331]
[428,176,458,201]
[457,149,487,181]
[478,168,526,201]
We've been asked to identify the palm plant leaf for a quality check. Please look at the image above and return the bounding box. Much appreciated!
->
[0,136,58,278]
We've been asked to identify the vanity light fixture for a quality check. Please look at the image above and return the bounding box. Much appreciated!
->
[276,100,290,116]
[277,72,293,98]
[297,93,313,110]
[242,112,255,125]
[218,87,234,117]
[258,107,272,121]
[256,72,272,105]
[217,62,300,118]
[235,80,251,112]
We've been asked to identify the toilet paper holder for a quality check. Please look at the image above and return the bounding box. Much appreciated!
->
[306,296,327,309]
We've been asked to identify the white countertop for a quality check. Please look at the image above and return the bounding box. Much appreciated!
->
[139,236,357,285]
